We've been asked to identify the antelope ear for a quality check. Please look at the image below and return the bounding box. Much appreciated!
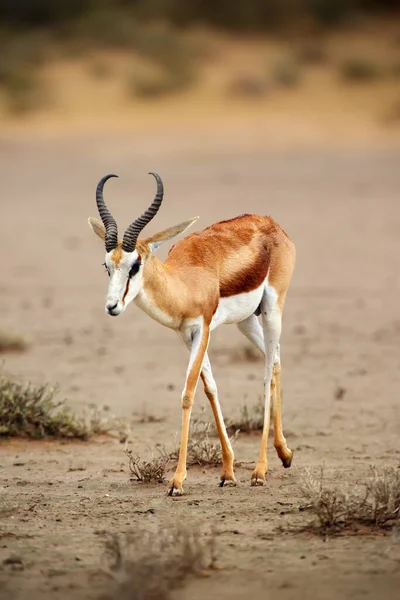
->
[145,217,199,252]
[88,217,106,241]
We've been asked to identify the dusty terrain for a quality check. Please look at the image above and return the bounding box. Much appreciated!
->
[0,124,400,599]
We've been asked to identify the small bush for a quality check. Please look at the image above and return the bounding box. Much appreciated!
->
[132,408,164,424]
[74,8,141,49]
[301,465,400,534]
[88,59,112,80]
[271,57,302,88]
[226,75,269,99]
[0,372,126,439]
[133,23,198,72]
[0,70,48,114]
[101,522,217,600]
[235,344,263,363]
[167,417,237,467]
[209,342,263,364]
[309,0,355,27]
[0,32,48,74]
[297,42,328,65]
[127,70,187,99]
[126,23,198,99]
[0,32,50,114]
[226,401,264,435]
[125,449,170,483]
[168,420,220,466]
[0,331,29,353]
[340,58,382,82]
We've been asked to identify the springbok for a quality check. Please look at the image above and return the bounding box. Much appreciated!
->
[88,172,295,495]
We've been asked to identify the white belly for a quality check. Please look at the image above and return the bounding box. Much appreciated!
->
[210,279,266,330]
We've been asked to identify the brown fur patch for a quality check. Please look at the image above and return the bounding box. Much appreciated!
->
[110,241,151,267]
[166,214,290,298]
[141,213,295,325]
[110,246,123,267]
[219,246,270,297]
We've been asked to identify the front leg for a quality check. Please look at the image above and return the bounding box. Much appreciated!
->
[169,322,210,496]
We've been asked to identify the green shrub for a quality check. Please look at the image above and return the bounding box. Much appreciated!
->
[0,375,87,438]
[0,372,126,439]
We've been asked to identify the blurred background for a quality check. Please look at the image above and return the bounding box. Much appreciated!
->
[1,6,400,597]
[0,0,400,140]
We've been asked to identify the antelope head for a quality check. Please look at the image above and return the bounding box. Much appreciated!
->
[88,172,197,316]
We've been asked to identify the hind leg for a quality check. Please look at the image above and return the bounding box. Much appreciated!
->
[271,344,293,468]
[251,287,282,485]
[238,315,292,469]
[201,354,236,486]
[237,314,265,355]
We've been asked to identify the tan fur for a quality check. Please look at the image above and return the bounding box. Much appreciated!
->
[110,246,123,267]
[90,209,295,496]
[138,214,295,325]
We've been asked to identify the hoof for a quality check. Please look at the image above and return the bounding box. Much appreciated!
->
[219,477,237,488]
[168,478,185,496]
[251,464,267,486]
[281,450,293,469]
[251,476,265,486]
[168,485,184,496]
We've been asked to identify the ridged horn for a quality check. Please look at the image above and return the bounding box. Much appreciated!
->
[96,174,119,252]
[122,172,164,253]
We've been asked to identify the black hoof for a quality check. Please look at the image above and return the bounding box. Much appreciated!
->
[281,451,293,469]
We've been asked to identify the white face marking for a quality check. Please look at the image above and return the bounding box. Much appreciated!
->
[104,249,143,316]
[210,278,268,330]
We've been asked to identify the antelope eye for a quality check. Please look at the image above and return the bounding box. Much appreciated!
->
[102,262,110,276]
[129,262,140,278]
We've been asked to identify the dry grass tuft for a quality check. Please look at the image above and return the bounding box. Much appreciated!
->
[226,401,264,435]
[0,331,30,354]
[132,408,164,424]
[301,465,400,534]
[125,449,170,484]
[167,417,238,467]
[231,343,263,363]
[0,372,127,440]
[101,522,217,600]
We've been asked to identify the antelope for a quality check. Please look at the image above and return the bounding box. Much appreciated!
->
[88,172,295,496]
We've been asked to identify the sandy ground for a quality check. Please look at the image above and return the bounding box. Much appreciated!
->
[0,125,400,599]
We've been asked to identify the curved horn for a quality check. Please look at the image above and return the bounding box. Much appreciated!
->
[96,174,119,252]
[122,172,164,253]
